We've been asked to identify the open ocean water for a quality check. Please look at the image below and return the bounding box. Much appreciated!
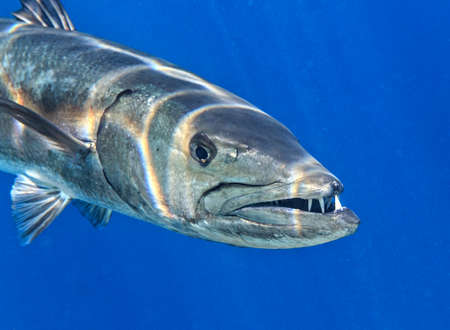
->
[0,1,448,329]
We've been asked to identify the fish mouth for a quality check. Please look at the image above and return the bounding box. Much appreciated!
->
[227,188,359,228]
[198,177,360,249]
[232,195,352,222]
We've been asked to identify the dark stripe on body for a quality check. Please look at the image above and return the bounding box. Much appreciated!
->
[0,19,258,220]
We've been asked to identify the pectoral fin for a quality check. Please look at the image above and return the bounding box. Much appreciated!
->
[11,175,71,245]
[0,98,90,156]
[73,200,112,228]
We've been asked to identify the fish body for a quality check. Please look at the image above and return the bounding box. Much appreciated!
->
[0,0,359,248]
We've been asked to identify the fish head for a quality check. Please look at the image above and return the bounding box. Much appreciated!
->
[165,106,360,248]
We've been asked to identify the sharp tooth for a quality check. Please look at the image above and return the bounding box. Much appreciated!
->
[319,198,325,213]
[335,195,342,210]
[308,199,312,212]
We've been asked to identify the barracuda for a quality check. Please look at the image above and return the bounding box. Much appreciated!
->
[0,0,359,248]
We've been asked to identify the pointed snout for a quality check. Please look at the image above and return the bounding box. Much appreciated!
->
[292,172,343,199]
[284,156,343,199]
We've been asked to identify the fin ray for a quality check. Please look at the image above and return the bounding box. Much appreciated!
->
[73,200,112,228]
[11,175,71,245]
[0,98,90,156]
[13,0,75,31]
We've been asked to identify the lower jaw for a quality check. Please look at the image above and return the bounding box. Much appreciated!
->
[194,207,360,249]
[230,206,359,226]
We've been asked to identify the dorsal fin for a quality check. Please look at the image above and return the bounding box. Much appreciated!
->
[13,0,75,31]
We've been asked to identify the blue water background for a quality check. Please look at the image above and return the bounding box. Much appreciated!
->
[0,1,448,329]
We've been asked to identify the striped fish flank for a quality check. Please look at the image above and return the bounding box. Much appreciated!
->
[0,1,359,248]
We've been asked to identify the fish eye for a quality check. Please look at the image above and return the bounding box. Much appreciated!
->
[190,132,217,166]
[195,145,209,161]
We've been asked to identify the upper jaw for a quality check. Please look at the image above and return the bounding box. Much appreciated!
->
[197,175,360,248]
[202,174,344,216]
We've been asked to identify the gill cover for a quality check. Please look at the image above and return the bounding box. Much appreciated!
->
[97,89,159,217]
